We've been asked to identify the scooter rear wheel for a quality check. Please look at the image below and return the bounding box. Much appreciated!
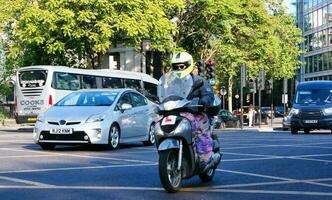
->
[159,149,182,193]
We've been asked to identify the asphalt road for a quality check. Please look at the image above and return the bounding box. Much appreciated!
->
[0,127,332,200]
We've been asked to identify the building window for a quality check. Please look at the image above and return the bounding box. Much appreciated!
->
[308,56,313,73]
[323,52,329,71]
[313,55,318,72]
[329,51,332,70]
[318,8,323,27]
[304,14,310,31]
[313,10,317,29]
[329,28,332,46]
[318,54,323,71]
[323,5,328,24]
[328,4,332,23]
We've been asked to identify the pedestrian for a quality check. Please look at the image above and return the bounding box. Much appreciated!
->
[248,104,255,128]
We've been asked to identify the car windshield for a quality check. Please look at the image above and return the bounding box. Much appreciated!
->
[56,91,119,106]
[295,89,332,104]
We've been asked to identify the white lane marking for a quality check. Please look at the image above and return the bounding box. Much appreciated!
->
[0,155,62,159]
[212,177,332,189]
[0,147,155,164]
[0,163,157,174]
[0,185,332,197]
[218,169,332,188]
[223,152,332,163]
[289,157,332,163]
[0,176,53,187]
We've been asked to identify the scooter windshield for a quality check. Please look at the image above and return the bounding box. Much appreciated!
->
[157,72,193,102]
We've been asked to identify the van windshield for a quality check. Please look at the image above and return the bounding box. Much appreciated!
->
[295,89,332,104]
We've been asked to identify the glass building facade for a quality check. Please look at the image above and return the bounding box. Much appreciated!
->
[298,0,332,81]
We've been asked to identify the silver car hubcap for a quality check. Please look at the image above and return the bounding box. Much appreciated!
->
[149,125,155,144]
[110,126,119,147]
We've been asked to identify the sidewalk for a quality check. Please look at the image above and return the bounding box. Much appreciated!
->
[220,117,283,132]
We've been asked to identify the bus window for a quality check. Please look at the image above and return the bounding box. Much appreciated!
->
[143,81,157,96]
[82,75,97,89]
[19,70,47,88]
[102,77,123,88]
[124,79,141,90]
[53,72,80,90]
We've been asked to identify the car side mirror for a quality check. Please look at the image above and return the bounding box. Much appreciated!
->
[121,103,132,112]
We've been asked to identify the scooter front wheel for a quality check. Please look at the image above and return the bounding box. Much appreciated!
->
[158,149,182,193]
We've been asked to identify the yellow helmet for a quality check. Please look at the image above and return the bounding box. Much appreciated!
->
[171,52,194,79]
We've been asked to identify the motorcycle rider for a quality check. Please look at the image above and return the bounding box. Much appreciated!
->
[164,51,221,171]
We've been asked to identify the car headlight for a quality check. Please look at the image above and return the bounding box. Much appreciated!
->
[289,108,299,116]
[323,107,332,115]
[37,114,45,123]
[86,114,105,123]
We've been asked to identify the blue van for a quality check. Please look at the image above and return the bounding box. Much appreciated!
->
[290,81,332,134]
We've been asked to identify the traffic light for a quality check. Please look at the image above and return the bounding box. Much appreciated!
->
[205,60,216,80]
[196,60,205,77]
[265,79,273,93]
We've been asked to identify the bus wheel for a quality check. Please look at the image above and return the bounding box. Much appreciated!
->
[39,143,55,150]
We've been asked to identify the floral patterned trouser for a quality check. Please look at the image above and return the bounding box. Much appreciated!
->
[180,112,213,166]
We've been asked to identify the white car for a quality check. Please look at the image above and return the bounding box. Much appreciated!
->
[34,89,157,150]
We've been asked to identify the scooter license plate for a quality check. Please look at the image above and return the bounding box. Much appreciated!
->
[161,116,177,125]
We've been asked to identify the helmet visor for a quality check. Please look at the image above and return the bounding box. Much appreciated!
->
[172,62,191,71]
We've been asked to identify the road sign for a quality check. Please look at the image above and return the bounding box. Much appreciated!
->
[220,87,227,96]
[283,78,288,93]
[209,79,216,86]
[282,94,288,104]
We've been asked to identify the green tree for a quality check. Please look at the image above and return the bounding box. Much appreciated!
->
[176,0,302,111]
[0,0,184,70]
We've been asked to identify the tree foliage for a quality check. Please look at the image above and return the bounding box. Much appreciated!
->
[0,0,184,70]
[175,0,302,111]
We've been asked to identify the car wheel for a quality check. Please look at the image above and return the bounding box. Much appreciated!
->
[109,124,120,149]
[39,143,55,150]
[291,127,298,134]
[304,128,310,134]
[143,123,155,146]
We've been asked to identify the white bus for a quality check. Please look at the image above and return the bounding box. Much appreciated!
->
[15,65,158,124]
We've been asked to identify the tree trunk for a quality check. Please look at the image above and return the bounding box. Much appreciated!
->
[228,76,233,113]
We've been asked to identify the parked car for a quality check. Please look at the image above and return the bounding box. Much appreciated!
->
[33,89,157,150]
[215,109,240,128]
[275,106,285,117]
[282,112,291,130]
[261,107,274,119]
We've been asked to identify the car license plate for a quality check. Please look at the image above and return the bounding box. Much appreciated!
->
[304,120,318,124]
[50,128,73,134]
[161,116,177,125]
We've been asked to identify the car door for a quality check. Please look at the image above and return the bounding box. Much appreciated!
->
[115,92,136,139]
[130,92,150,138]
